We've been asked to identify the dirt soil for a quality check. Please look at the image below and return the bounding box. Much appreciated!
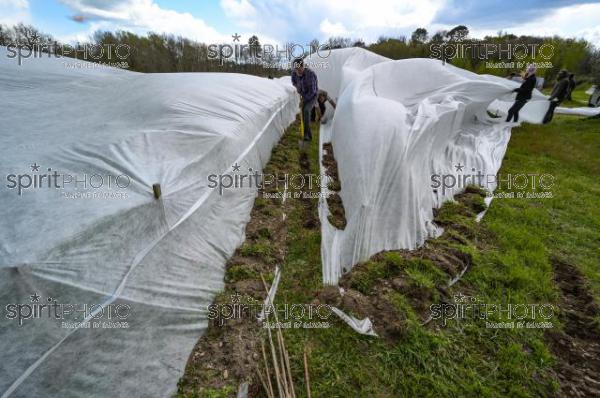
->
[177,190,280,396]
[316,188,487,342]
[178,118,320,397]
[321,142,346,230]
[546,257,600,397]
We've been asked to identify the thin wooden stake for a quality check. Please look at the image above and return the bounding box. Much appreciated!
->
[256,363,273,398]
[261,275,284,397]
[304,349,311,398]
[275,328,290,397]
[261,340,274,398]
[283,340,296,398]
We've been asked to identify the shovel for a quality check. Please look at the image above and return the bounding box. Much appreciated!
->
[298,99,307,150]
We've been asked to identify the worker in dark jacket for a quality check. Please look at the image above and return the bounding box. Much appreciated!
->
[543,70,569,124]
[506,65,537,122]
[566,73,576,101]
[291,58,318,141]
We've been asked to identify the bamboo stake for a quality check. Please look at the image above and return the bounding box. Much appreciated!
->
[266,320,283,397]
[283,340,296,398]
[260,273,299,398]
[256,365,271,398]
[276,330,289,396]
[303,349,311,398]
[260,340,275,398]
[276,320,290,394]
[261,274,285,397]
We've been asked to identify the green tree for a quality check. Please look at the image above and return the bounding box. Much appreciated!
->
[411,28,428,44]
[446,25,469,41]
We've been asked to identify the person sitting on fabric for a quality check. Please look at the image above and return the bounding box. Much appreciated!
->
[543,70,570,124]
[566,73,576,101]
[316,89,337,124]
[291,58,318,141]
[506,65,537,123]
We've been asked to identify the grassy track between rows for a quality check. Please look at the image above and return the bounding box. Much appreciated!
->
[178,87,599,397]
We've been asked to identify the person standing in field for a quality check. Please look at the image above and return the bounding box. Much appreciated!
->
[506,65,537,123]
[566,73,576,101]
[543,70,570,124]
[291,58,318,141]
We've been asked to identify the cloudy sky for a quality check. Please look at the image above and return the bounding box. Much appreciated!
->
[1,0,600,46]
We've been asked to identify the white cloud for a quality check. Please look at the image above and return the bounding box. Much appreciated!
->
[0,0,28,7]
[0,0,31,26]
[59,0,231,42]
[498,3,600,47]
[220,0,447,43]
[319,19,349,37]
[22,0,600,48]
[219,0,600,47]
[317,0,443,30]
[443,3,600,48]
[56,0,285,47]
[55,20,119,43]
[220,0,257,29]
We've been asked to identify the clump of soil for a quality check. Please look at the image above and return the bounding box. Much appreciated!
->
[316,187,487,342]
[545,257,600,397]
[322,143,346,229]
[299,151,319,229]
[316,284,408,340]
[321,143,339,181]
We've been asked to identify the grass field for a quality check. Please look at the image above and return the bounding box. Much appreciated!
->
[178,87,599,397]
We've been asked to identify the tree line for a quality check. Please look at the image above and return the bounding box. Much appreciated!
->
[1,23,598,85]
[0,23,284,76]
[367,26,599,85]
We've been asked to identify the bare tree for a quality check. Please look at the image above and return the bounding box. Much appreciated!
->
[327,37,352,49]
[0,24,11,45]
[309,39,319,56]
[13,23,46,46]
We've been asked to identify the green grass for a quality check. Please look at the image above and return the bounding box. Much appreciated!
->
[238,240,275,262]
[224,264,259,283]
[347,260,390,294]
[178,85,598,396]
[269,91,598,397]
[184,385,236,398]
[403,258,447,290]
[486,113,600,299]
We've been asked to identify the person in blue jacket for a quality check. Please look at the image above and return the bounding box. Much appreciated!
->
[291,58,318,141]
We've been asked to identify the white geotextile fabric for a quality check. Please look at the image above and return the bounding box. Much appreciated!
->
[316,48,551,284]
[0,47,298,397]
[555,106,600,116]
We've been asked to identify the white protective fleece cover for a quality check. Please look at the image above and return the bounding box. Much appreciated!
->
[0,47,298,397]
[316,48,551,284]
[556,106,600,116]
